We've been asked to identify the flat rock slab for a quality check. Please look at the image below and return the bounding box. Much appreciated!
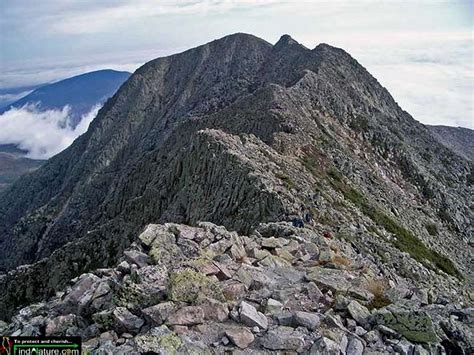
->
[167,306,204,326]
[306,267,372,301]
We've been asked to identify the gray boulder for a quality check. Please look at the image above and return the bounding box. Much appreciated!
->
[239,301,268,329]
[112,307,144,334]
[310,337,340,354]
[347,300,371,329]
[294,311,320,330]
[260,326,305,351]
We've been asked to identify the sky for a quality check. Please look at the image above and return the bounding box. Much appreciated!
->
[0,0,473,135]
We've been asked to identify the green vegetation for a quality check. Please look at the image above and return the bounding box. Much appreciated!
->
[275,172,295,189]
[301,155,319,176]
[327,168,343,183]
[425,223,438,236]
[327,168,462,280]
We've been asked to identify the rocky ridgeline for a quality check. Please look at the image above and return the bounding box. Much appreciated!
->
[2,222,472,354]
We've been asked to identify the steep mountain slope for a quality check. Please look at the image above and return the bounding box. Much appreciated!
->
[0,69,131,127]
[0,34,472,326]
[427,125,473,161]
[0,145,42,192]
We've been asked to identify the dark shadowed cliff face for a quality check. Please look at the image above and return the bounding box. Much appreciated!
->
[0,33,471,301]
[427,125,474,161]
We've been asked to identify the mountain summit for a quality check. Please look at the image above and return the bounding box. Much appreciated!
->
[0,35,472,347]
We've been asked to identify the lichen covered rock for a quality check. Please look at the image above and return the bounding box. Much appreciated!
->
[168,268,224,304]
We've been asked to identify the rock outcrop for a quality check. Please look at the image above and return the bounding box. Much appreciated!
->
[3,223,472,353]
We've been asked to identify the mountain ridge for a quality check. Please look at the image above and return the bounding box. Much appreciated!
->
[427,125,473,161]
[0,34,471,328]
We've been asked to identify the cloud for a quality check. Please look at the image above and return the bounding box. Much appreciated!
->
[0,104,100,159]
[347,36,474,128]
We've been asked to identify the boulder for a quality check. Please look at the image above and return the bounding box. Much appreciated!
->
[347,300,371,329]
[123,250,149,268]
[310,337,340,355]
[275,312,294,326]
[112,307,144,334]
[201,299,229,322]
[261,237,288,249]
[294,311,320,330]
[260,327,305,351]
[45,314,81,336]
[266,298,283,314]
[167,306,204,326]
[346,337,364,355]
[59,273,101,313]
[239,301,268,329]
[225,328,255,349]
[142,302,177,325]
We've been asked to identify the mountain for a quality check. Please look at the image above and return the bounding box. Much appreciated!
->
[0,145,43,192]
[0,34,472,352]
[0,69,130,190]
[427,125,473,161]
[0,84,44,108]
[0,69,131,127]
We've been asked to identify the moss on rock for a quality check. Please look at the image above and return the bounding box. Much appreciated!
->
[168,268,224,304]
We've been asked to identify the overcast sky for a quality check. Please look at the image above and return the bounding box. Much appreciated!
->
[1,0,473,128]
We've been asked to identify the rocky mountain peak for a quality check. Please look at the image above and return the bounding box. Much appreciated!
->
[0,35,472,353]
[274,34,303,48]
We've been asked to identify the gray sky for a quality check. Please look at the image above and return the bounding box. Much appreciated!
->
[1,0,473,128]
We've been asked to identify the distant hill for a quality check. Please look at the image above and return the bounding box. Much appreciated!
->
[427,125,473,161]
[0,69,131,127]
[0,84,45,108]
[0,145,42,192]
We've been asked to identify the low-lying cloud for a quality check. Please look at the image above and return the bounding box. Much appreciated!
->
[0,104,100,159]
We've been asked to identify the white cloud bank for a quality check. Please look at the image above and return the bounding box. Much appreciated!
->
[0,104,100,159]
